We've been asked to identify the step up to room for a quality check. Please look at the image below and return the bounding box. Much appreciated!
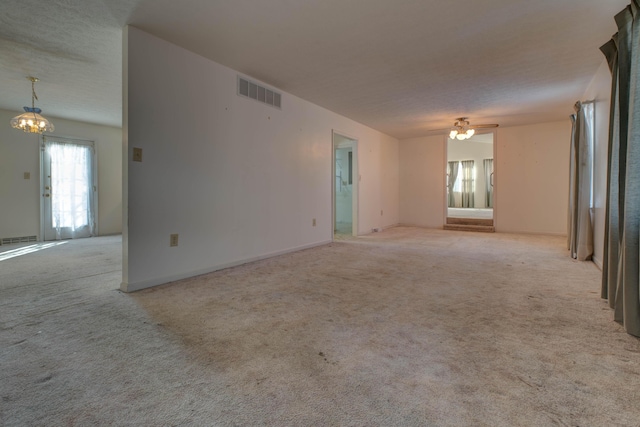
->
[446,217,494,226]
[443,223,495,233]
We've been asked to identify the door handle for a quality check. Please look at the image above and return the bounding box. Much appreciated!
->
[44,194,50,197]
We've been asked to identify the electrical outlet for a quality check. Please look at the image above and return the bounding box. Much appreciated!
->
[381,210,383,216]
[170,234,179,247]
[24,172,30,180]
[312,218,316,227]
[133,147,143,162]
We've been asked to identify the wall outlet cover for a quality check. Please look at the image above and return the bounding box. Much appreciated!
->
[170,234,179,247]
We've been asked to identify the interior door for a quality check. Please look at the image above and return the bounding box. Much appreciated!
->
[42,137,97,241]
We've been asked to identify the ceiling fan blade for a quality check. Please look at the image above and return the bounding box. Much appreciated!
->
[426,128,450,132]
[471,124,499,128]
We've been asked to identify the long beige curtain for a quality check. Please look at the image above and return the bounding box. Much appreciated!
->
[567,101,594,261]
[460,160,474,208]
[600,1,640,337]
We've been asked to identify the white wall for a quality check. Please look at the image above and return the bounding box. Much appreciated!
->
[399,122,571,235]
[583,59,612,268]
[496,121,571,235]
[0,108,122,241]
[123,26,399,291]
[447,137,494,208]
[399,135,446,228]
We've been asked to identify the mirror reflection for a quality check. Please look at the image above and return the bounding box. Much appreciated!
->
[446,133,493,219]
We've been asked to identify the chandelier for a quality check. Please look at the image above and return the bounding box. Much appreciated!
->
[449,117,475,140]
[10,77,55,134]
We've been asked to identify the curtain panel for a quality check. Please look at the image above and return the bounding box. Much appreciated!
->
[460,160,474,208]
[567,101,594,261]
[447,161,459,208]
[483,159,494,208]
[44,138,96,240]
[600,1,640,337]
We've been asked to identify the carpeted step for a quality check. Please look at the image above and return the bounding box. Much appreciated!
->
[443,223,495,233]
[446,217,494,226]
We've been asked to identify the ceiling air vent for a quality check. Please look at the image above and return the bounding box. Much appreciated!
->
[238,76,281,109]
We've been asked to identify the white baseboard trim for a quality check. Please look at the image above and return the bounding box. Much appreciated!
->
[495,229,567,237]
[592,256,603,270]
[121,239,333,293]
[359,223,400,235]
[396,223,443,230]
[394,223,569,237]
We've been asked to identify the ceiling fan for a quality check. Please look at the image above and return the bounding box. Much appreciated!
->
[438,117,499,140]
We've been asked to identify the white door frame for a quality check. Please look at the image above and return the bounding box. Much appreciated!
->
[40,134,99,241]
[332,130,359,238]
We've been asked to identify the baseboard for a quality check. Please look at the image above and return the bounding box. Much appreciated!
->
[359,223,400,235]
[495,229,567,237]
[396,223,444,230]
[121,239,333,293]
[393,223,568,237]
[592,256,603,270]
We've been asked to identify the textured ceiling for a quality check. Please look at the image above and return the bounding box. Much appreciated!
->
[0,0,628,139]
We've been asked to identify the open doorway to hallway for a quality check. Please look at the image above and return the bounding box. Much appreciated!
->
[332,131,358,238]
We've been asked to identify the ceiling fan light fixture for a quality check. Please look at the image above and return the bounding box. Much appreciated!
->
[10,77,54,134]
[437,118,498,138]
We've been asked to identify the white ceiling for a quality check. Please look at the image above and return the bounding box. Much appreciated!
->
[0,0,627,139]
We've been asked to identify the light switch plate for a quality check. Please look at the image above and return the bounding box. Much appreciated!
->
[170,234,179,247]
[133,147,143,162]
[24,172,30,180]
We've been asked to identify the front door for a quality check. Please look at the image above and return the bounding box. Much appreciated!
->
[42,136,96,241]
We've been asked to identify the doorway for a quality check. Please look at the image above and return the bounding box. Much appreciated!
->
[445,132,495,230]
[41,136,97,241]
[332,131,358,237]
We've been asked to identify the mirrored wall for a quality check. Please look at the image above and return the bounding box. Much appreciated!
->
[446,133,494,219]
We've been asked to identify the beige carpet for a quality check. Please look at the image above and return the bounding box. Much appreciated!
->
[1,227,639,426]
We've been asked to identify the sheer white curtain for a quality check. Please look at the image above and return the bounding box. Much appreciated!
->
[47,140,96,239]
[460,160,475,208]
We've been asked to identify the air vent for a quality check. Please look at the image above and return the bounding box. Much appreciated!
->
[238,76,282,109]
[1,235,37,245]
